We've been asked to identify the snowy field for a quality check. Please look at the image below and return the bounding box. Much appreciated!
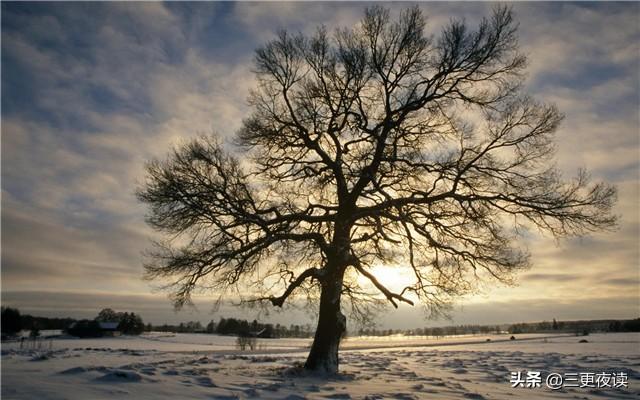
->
[2,332,639,399]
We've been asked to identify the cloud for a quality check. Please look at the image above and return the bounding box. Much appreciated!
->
[1,193,149,292]
[520,273,581,283]
[1,3,638,328]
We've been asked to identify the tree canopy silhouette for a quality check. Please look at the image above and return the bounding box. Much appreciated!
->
[138,6,616,373]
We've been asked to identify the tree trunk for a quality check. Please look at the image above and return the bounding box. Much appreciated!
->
[304,272,346,374]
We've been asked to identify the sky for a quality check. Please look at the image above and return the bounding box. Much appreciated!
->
[2,2,639,329]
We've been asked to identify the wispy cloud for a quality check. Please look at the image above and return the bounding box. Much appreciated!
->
[2,2,638,327]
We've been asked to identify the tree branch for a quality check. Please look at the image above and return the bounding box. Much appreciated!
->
[262,267,321,307]
[351,260,414,308]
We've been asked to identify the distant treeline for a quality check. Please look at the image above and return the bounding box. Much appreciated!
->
[1,307,144,337]
[363,318,640,337]
[1,307,76,335]
[507,318,640,335]
[149,318,314,338]
[147,317,640,338]
[356,324,502,337]
[3,306,638,338]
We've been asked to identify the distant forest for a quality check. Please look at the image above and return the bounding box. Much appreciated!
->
[2,307,638,338]
[394,318,640,337]
[1,307,144,337]
[150,318,311,338]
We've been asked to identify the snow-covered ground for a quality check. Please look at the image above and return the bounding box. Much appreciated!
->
[2,332,639,399]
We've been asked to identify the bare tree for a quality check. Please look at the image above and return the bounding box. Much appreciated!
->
[138,6,616,373]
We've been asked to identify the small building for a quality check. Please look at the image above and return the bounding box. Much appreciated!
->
[99,322,121,336]
[67,320,121,338]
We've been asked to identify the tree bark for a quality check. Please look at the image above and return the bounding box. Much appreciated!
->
[304,270,346,374]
